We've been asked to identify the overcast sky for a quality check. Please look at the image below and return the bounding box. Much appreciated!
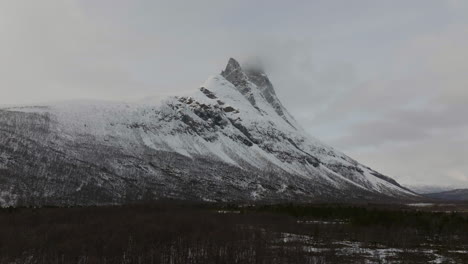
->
[1,0,467,188]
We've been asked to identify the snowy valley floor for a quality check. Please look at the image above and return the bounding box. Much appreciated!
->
[1,202,468,263]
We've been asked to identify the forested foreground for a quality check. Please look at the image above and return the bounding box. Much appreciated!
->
[1,202,468,264]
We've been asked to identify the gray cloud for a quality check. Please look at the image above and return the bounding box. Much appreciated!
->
[351,130,468,186]
[333,102,468,148]
[318,26,468,187]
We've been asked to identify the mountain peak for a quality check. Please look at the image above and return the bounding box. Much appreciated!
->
[225,57,242,71]
[221,58,245,82]
[220,57,291,124]
[221,58,249,89]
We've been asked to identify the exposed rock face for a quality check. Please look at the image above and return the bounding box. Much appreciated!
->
[221,58,259,112]
[246,68,287,119]
[0,58,418,206]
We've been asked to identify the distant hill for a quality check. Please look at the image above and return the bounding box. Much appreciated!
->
[425,189,468,201]
[405,185,457,194]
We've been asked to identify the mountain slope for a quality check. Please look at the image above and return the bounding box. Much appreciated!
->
[0,58,417,206]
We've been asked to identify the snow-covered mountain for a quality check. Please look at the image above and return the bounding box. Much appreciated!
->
[0,58,417,206]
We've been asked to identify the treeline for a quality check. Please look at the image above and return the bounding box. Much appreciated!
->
[248,204,468,246]
[251,203,468,230]
[0,202,467,263]
[0,203,314,264]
